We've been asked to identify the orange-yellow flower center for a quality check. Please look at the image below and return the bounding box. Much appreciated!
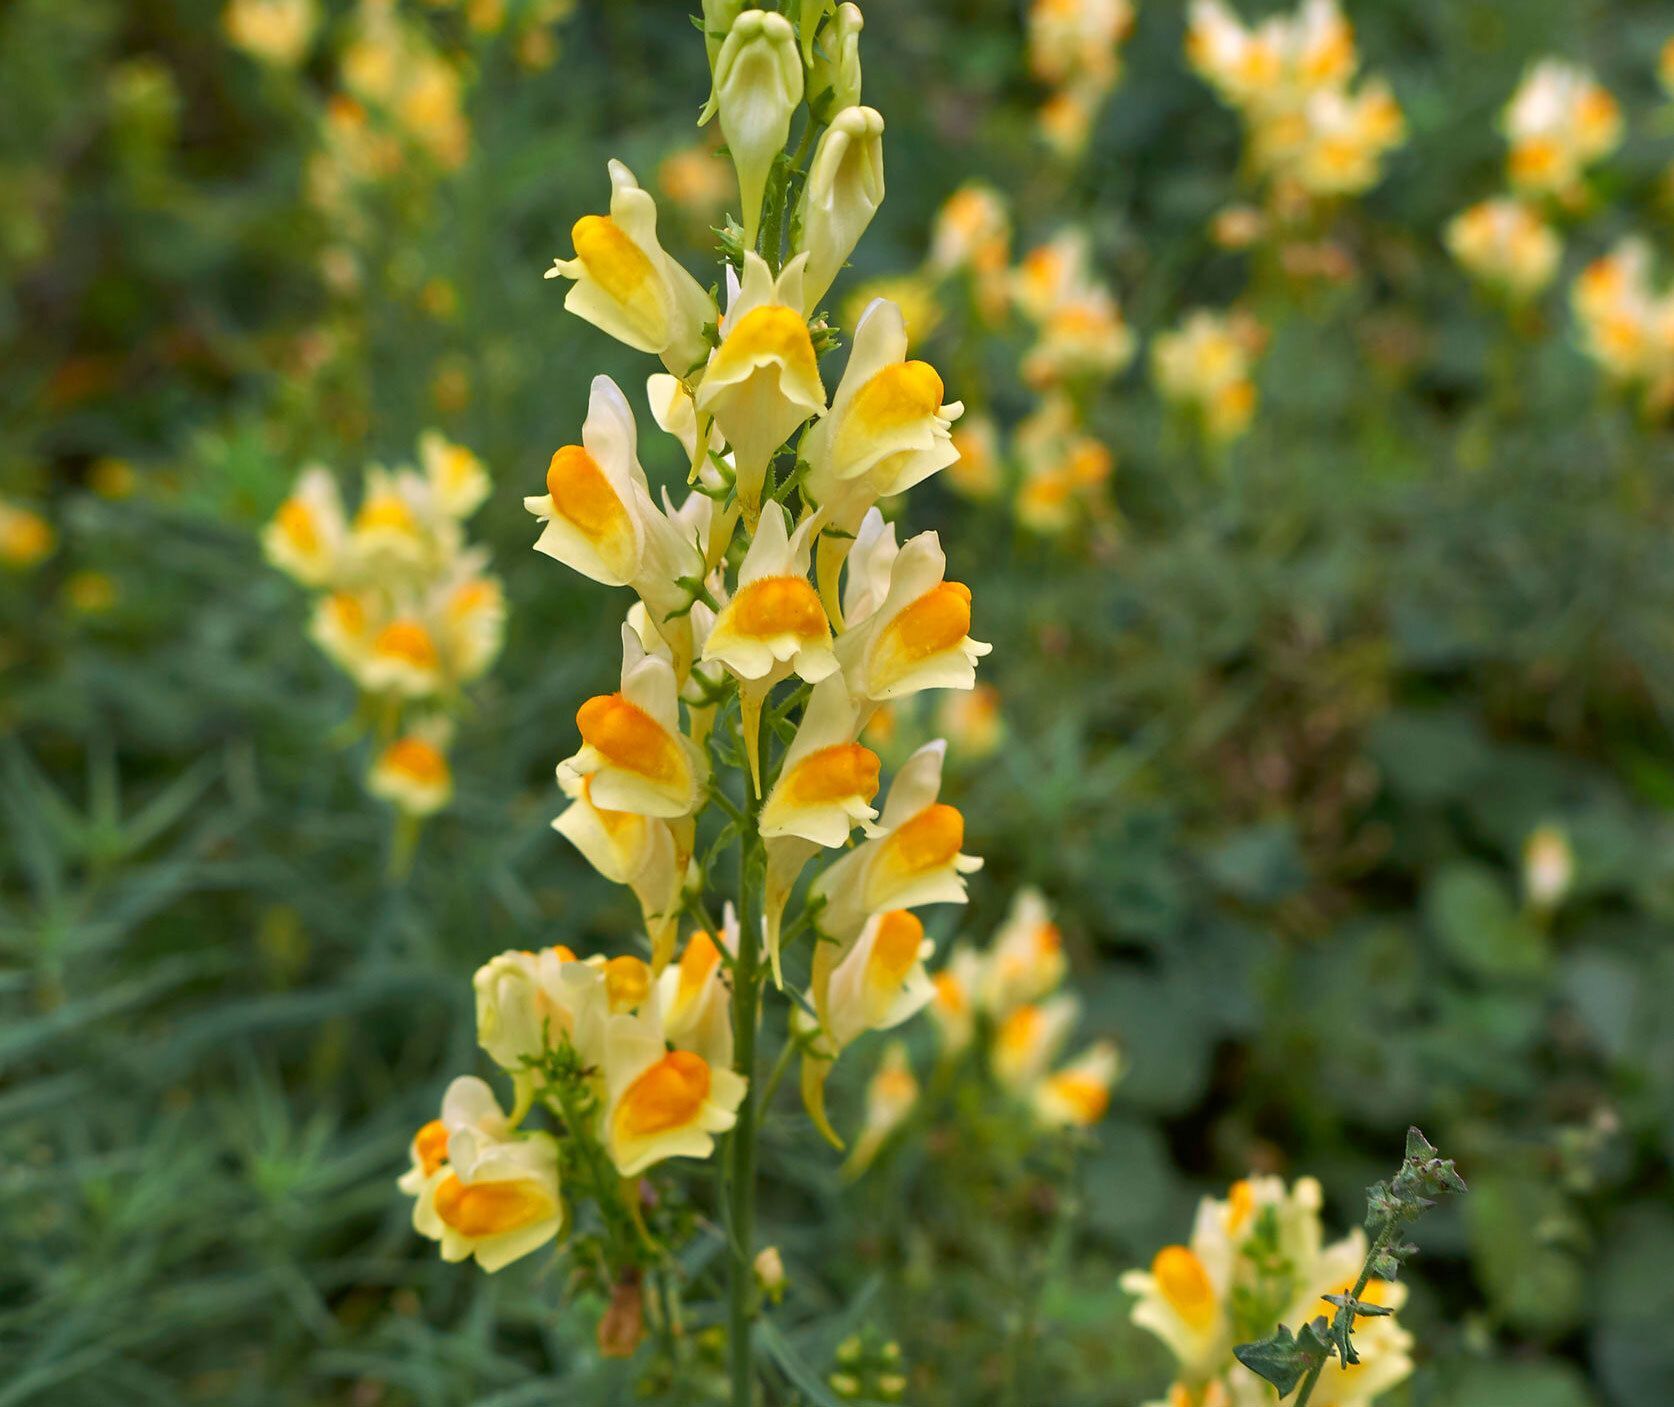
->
[603,954,651,1012]
[546,444,632,542]
[615,1050,711,1138]
[355,493,418,536]
[997,1004,1041,1060]
[325,591,366,636]
[850,360,945,430]
[374,620,439,670]
[433,1173,554,1238]
[414,1119,450,1176]
[276,499,319,553]
[866,910,925,990]
[875,582,972,681]
[728,575,828,640]
[781,744,881,807]
[880,803,964,876]
[1044,1070,1110,1125]
[1153,1245,1217,1329]
[576,693,685,784]
[721,305,818,374]
[1225,1178,1255,1234]
[571,214,659,312]
[383,737,449,785]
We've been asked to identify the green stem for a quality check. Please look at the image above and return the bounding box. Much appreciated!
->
[727,713,766,1407]
[1290,1223,1393,1407]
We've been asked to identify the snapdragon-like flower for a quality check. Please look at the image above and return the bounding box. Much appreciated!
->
[1152,307,1266,443]
[400,1076,563,1272]
[525,374,706,670]
[702,505,838,789]
[559,624,709,820]
[1571,239,1674,416]
[807,2,864,121]
[369,716,455,818]
[1502,60,1621,200]
[799,105,886,313]
[656,908,738,1068]
[841,1040,918,1178]
[811,741,982,942]
[602,1003,747,1176]
[262,464,347,587]
[1446,197,1562,302]
[544,160,715,375]
[835,519,990,703]
[803,298,962,615]
[1032,1039,1122,1127]
[710,8,803,247]
[978,887,1067,1011]
[698,253,828,518]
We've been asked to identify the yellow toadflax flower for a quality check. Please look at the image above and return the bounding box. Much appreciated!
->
[1033,1039,1122,1127]
[545,160,716,375]
[601,1003,747,1177]
[656,910,737,1068]
[1502,60,1621,201]
[369,717,455,818]
[697,252,828,518]
[400,1076,564,1272]
[1446,198,1562,302]
[709,8,804,247]
[835,518,990,704]
[798,105,887,313]
[1151,307,1266,443]
[223,0,317,67]
[263,465,346,587]
[559,625,709,821]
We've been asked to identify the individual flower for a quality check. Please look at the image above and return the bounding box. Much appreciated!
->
[224,0,317,66]
[1502,60,1622,200]
[811,740,982,942]
[544,160,716,375]
[400,1076,564,1272]
[1028,0,1135,91]
[937,683,1003,760]
[799,106,887,313]
[262,465,346,587]
[709,8,803,246]
[525,375,706,667]
[421,430,491,519]
[1523,823,1574,911]
[369,717,455,817]
[816,907,936,1051]
[841,1039,919,1177]
[1571,239,1674,413]
[1013,394,1116,534]
[1151,307,1266,442]
[760,674,881,847]
[927,946,984,1054]
[945,415,1004,501]
[835,523,990,704]
[361,615,445,698]
[601,1004,747,1176]
[552,768,690,973]
[697,253,827,517]
[701,505,838,788]
[0,499,55,570]
[559,624,709,820]
[656,909,737,1068]
[808,3,864,122]
[350,467,430,572]
[1446,198,1563,301]
[472,945,603,1074]
[991,994,1079,1090]
[1033,1040,1122,1127]
[803,298,962,614]
[977,887,1066,1012]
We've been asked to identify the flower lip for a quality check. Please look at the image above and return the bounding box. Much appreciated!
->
[576,692,686,784]
[615,1049,713,1137]
[434,1173,556,1238]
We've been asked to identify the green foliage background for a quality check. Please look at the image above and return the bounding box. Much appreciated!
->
[3,0,1673,1403]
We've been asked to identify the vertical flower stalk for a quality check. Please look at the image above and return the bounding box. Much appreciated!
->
[401,6,992,1401]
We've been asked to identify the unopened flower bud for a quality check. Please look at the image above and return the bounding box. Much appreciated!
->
[1523,823,1573,910]
[798,105,885,312]
[808,3,863,122]
[712,9,803,247]
[754,1244,787,1300]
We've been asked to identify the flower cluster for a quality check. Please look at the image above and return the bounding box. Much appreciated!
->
[400,937,747,1273]
[401,6,995,1372]
[1027,0,1138,158]
[1122,1175,1413,1407]
[927,888,1122,1131]
[1571,238,1674,417]
[1444,197,1562,305]
[1186,0,1405,212]
[262,432,501,818]
[1501,60,1621,205]
[1152,307,1268,445]
[918,188,1133,535]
